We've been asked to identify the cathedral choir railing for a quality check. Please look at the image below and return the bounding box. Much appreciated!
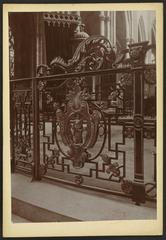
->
[10,37,156,205]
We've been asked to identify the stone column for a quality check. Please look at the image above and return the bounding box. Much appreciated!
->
[99,11,105,36]
[110,11,116,45]
[97,11,106,100]
[36,13,47,68]
[106,11,111,41]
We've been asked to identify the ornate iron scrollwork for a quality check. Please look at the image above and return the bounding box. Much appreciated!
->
[38,80,47,91]
[100,154,122,179]
[36,36,153,74]
[145,182,156,199]
[100,153,133,194]
[121,178,133,194]
[75,175,84,185]
[55,77,105,168]
[15,136,32,165]
[144,68,156,85]
[35,35,156,202]
[38,36,114,169]
[37,35,116,75]
[44,148,60,169]
[9,27,15,79]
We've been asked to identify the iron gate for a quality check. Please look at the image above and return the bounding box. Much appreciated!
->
[10,36,156,205]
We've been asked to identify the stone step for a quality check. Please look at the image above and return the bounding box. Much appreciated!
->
[12,214,31,223]
[12,198,79,222]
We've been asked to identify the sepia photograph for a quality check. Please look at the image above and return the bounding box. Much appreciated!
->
[3,3,163,237]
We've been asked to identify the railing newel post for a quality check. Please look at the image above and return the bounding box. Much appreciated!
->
[128,41,149,205]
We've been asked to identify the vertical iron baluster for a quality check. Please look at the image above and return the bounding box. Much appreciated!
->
[15,105,18,144]
[28,104,31,146]
[24,99,27,137]
[108,116,111,151]
[32,78,41,180]
[153,152,156,182]
[19,101,22,137]
[132,70,145,205]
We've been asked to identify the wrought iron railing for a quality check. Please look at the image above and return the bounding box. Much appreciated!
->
[10,36,156,205]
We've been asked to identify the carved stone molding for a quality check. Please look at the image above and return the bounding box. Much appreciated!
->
[43,12,81,27]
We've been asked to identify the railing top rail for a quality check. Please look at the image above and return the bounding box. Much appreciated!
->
[10,64,156,83]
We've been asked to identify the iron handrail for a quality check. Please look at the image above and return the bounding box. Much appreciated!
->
[10,64,156,83]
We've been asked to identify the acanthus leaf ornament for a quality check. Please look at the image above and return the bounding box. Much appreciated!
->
[15,136,32,165]
[38,36,116,74]
[121,178,133,194]
[100,154,121,179]
[44,148,60,169]
[100,153,133,194]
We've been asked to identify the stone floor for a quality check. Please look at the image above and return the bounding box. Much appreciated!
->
[12,214,30,223]
[12,173,156,222]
